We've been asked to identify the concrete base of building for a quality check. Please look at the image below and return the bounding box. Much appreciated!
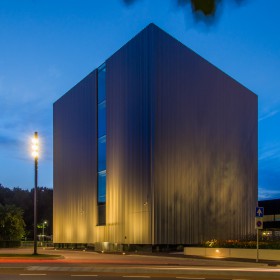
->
[54,243,185,253]
[184,247,280,261]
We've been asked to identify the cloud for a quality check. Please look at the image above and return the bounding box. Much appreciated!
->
[122,0,139,5]
[0,74,54,163]
[259,110,279,122]
[259,143,280,162]
[0,134,19,147]
[258,187,280,200]
[258,165,280,200]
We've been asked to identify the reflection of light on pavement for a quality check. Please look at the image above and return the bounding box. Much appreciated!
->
[151,266,280,273]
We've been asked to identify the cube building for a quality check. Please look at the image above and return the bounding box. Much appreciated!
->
[53,24,258,248]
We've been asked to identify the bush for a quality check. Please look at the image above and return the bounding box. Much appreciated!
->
[0,204,26,241]
[0,240,21,248]
[201,236,280,250]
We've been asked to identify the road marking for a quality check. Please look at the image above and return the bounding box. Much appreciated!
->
[122,277,150,278]
[71,275,98,277]
[1,267,25,269]
[20,274,47,276]
[176,277,205,279]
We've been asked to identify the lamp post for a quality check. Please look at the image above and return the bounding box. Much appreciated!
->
[42,220,47,242]
[32,132,39,255]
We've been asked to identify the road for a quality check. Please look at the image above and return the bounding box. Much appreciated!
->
[0,248,279,279]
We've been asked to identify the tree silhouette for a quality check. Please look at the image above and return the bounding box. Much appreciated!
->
[0,184,53,239]
[0,204,25,241]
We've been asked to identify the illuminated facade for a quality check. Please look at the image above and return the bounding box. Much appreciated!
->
[53,24,258,247]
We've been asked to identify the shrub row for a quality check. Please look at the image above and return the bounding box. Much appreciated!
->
[199,238,280,249]
[0,240,21,248]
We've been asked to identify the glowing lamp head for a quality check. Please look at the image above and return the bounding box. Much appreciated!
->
[32,132,39,158]
[32,151,39,158]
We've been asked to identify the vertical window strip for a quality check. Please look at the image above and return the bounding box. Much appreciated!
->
[97,63,106,225]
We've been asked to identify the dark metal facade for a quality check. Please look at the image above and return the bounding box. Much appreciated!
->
[53,71,98,243]
[106,27,152,244]
[150,25,258,244]
[53,24,258,245]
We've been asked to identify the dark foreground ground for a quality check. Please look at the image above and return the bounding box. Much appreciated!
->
[0,247,279,280]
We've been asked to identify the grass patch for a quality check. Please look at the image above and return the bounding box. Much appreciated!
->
[0,253,62,259]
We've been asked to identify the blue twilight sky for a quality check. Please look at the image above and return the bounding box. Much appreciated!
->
[0,0,279,200]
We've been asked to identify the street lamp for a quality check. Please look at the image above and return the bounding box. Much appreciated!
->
[42,220,47,242]
[32,132,39,255]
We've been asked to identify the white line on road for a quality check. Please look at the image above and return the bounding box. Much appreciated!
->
[176,277,205,279]
[71,275,98,277]
[1,267,25,269]
[151,266,280,272]
[19,274,47,276]
[123,277,151,278]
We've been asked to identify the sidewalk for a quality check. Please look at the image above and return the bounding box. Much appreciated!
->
[0,247,275,267]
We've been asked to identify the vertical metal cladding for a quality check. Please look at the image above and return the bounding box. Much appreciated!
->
[53,71,97,243]
[149,25,258,244]
[53,24,257,246]
[106,26,152,244]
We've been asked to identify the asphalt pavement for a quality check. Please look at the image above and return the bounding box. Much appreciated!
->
[0,247,280,279]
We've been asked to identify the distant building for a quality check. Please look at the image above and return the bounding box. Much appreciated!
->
[53,24,258,249]
[259,199,280,236]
